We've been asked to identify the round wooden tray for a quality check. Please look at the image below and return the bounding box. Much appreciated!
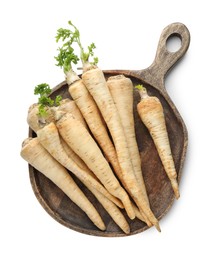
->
[29,22,190,236]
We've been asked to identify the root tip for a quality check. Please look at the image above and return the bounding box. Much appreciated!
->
[171,178,180,200]
[175,191,180,200]
[155,222,161,232]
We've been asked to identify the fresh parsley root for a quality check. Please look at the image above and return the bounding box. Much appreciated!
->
[136,84,180,199]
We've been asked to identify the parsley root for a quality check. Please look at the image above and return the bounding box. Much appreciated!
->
[136,85,180,199]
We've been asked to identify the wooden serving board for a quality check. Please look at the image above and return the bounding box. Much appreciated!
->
[28,22,190,236]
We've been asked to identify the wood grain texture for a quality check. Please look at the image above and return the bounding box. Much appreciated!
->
[28,22,190,236]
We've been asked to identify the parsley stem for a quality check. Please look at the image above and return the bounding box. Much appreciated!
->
[65,68,80,85]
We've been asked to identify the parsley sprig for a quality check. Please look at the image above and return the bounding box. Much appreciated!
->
[34,83,62,117]
[55,21,98,73]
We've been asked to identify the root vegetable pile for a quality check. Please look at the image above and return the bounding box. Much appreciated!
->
[20,21,180,235]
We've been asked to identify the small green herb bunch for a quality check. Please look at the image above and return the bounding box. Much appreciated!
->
[55,21,98,73]
[34,83,62,117]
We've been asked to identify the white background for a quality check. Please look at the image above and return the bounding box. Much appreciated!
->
[1,0,213,259]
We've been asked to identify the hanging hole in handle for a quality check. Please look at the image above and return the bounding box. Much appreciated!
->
[166,33,182,53]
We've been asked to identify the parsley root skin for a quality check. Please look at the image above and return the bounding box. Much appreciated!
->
[59,98,87,128]
[136,85,180,199]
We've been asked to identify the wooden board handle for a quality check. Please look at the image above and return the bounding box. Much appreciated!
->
[134,22,190,91]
